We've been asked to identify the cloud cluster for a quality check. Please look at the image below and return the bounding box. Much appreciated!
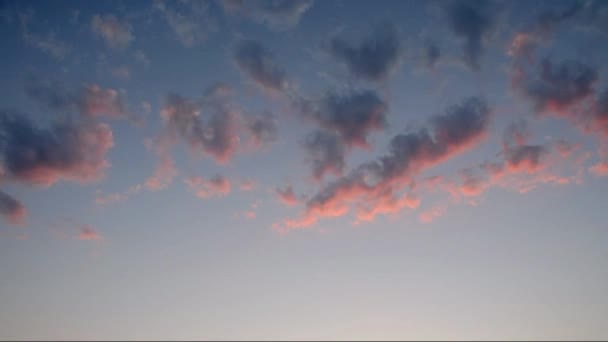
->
[234,40,288,93]
[327,24,401,81]
[304,131,345,181]
[78,224,102,241]
[91,14,134,50]
[280,96,490,229]
[445,0,495,70]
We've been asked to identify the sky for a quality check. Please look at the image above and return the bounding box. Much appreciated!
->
[1,0,608,340]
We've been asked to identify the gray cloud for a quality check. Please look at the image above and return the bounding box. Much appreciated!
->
[516,59,598,115]
[299,89,388,148]
[234,40,288,93]
[445,0,495,70]
[328,24,401,81]
[155,0,217,47]
[160,93,240,164]
[304,130,346,181]
[246,111,278,147]
[220,0,313,30]
[0,190,26,225]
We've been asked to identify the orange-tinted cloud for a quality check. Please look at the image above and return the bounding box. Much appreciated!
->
[78,224,102,241]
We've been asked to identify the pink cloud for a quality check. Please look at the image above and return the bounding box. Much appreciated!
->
[419,206,445,224]
[276,185,299,206]
[589,162,608,176]
[78,225,102,241]
[185,175,231,199]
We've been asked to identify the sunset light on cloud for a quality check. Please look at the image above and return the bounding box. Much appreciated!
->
[1,0,608,340]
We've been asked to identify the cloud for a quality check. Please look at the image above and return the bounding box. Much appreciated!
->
[160,93,240,164]
[445,0,495,70]
[239,179,256,191]
[589,88,608,136]
[505,144,548,174]
[155,0,217,47]
[185,175,231,199]
[221,0,313,30]
[299,89,388,148]
[18,9,70,59]
[78,224,102,241]
[276,185,300,206]
[589,161,608,176]
[425,41,441,69]
[25,79,132,119]
[91,14,134,50]
[0,190,26,225]
[419,205,445,223]
[145,154,178,191]
[514,58,598,116]
[508,1,582,59]
[0,110,114,187]
[245,111,278,148]
[304,131,346,181]
[280,96,490,230]
[327,24,401,81]
[234,40,288,93]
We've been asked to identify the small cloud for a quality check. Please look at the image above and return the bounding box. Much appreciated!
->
[91,14,134,50]
[184,175,231,199]
[234,39,288,93]
[78,224,103,241]
[155,0,217,47]
[327,24,401,82]
[445,0,496,70]
[276,185,300,206]
[0,190,26,225]
[221,0,313,30]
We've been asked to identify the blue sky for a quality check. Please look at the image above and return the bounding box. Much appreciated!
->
[1,0,608,339]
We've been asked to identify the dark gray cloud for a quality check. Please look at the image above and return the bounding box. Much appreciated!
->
[304,130,346,181]
[0,190,26,225]
[516,59,598,115]
[328,24,401,81]
[300,89,388,148]
[0,110,114,187]
[221,0,313,29]
[235,40,287,93]
[445,0,495,70]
